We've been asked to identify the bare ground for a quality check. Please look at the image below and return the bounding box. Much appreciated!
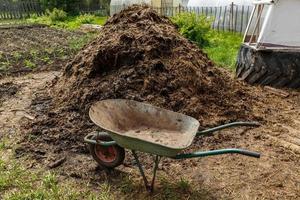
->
[0,70,299,199]
[0,17,299,199]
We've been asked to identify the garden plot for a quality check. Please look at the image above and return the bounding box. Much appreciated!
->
[0,25,90,76]
[0,6,299,200]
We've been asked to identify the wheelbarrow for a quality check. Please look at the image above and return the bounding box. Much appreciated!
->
[84,99,261,192]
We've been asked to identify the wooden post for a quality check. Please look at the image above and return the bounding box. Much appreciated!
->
[240,5,244,33]
[213,7,217,29]
[230,2,234,32]
[234,5,238,33]
[223,6,226,31]
[217,6,221,31]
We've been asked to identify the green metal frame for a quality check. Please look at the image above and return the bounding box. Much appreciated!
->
[84,122,261,157]
[84,131,117,146]
[84,121,261,192]
[196,121,260,136]
[174,148,260,159]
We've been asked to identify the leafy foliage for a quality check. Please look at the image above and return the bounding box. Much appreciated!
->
[40,0,80,14]
[75,14,96,24]
[172,12,211,48]
[46,8,67,21]
[27,12,107,30]
[172,12,242,69]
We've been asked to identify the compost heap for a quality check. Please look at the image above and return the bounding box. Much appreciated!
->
[23,5,259,155]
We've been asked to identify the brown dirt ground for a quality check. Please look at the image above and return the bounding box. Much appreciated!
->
[1,70,299,199]
[0,7,299,199]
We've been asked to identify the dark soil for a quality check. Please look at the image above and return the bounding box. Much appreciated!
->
[0,82,20,105]
[0,25,84,76]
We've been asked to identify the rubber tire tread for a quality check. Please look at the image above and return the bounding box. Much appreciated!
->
[236,45,300,88]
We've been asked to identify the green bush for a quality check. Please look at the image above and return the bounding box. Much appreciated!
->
[172,12,211,47]
[46,8,67,22]
[75,14,95,24]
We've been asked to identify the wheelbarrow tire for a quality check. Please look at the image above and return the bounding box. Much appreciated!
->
[89,134,125,169]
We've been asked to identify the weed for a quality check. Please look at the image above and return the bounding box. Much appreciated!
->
[98,183,114,200]
[24,60,36,69]
[0,138,8,150]
[76,14,96,24]
[46,8,67,22]
[172,12,211,47]
[0,61,11,71]
[12,52,22,60]
[41,55,51,64]
[68,34,97,51]
[120,175,135,194]
[177,177,191,192]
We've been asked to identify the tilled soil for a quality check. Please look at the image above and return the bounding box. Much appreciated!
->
[0,25,84,76]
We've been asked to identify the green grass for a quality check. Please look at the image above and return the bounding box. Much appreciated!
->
[0,19,28,26]
[26,14,107,30]
[68,33,97,51]
[203,30,243,70]
[0,157,112,200]
[172,13,243,70]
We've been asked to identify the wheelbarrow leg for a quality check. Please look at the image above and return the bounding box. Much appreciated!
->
[150,155,161,192]
[132,150,150,191]
[131,151,161,193]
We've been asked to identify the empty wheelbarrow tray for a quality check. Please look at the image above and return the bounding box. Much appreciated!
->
[84,99,261,192]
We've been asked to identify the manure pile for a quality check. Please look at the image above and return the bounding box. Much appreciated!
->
[22,6,259,155]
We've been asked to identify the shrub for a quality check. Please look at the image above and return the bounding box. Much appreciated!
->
[75,14,96,24]
[172,12,211,47]
[46,8,67,22]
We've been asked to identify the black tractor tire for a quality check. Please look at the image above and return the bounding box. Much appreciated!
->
[236,44,300,88]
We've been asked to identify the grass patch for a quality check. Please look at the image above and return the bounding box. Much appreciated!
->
[0,19,28,26]
[27,13,107,30]
[68,33,97,51]
[204,31,242,70]
[0,158,107,200]
[172,13,243,70]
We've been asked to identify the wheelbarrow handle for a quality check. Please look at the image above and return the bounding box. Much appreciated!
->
[173,148,261,159]
[84,132,117,146]
[196,121,260,136]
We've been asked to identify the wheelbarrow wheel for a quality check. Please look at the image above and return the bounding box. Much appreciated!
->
[89,134,125,169]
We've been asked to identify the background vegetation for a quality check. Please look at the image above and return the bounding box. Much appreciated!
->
[27,9,107,29]
[39,0,110,15]
[172,12,242,70]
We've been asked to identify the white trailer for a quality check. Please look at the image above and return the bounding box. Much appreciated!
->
[236,0,300,88]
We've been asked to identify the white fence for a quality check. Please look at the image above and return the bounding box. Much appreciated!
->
[111,4,253,33]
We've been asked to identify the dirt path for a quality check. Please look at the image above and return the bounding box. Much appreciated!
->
[0,71,59,155]
[0,71,299,199]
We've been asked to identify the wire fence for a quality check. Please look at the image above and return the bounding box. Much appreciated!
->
[183,5,252,33]
[0,0,43,19]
